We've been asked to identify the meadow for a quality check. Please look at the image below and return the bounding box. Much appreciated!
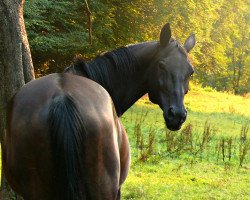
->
[0,84,249,199]
[121,84,250,199]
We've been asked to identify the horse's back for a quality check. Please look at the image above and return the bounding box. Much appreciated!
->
[3,73,123,199]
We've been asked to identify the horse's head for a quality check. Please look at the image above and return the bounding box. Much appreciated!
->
[148,23,196,131]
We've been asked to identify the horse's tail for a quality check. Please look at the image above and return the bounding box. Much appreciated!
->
[48,94,85,200]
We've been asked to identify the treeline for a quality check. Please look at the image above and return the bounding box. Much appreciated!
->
[24,0,249,94]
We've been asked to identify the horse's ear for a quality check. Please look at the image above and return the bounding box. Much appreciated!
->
[160,23,171,47]
[184,34,196,52]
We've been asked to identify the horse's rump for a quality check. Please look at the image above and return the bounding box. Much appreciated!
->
[3,73,126,199]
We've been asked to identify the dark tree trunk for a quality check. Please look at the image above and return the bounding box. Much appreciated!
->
[0,0,34,199]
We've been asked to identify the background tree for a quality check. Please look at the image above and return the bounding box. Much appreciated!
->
[210,0,250,93]
[23,0,249,94]
[0,0,34,198]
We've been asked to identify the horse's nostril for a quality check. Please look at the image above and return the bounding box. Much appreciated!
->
[165,106,187,123]
[167,106,175,120]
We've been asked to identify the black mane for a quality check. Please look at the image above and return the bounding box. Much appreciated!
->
[67,46,140,95]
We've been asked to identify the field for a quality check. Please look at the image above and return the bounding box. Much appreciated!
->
[1,84,250,199]
[120,84,250,199]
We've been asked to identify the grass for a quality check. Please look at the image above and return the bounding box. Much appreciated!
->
[1,84,249,199]
[122,161,250,200]
[120,85,250,199]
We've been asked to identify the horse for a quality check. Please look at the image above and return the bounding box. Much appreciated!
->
[2,23,196,199]
[2,73,130,200]
[65,23,196,131]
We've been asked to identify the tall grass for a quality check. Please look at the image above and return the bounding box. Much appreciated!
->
[131,111,250,167]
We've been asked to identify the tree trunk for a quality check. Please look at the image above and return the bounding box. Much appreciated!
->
[0,0,34,199]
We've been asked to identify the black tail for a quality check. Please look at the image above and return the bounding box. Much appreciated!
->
[48,94,85,200]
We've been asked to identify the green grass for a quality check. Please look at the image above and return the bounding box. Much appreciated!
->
[122,161,250,200]
[120,85,250,199]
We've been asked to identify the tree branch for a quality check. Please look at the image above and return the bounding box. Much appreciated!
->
[84,0,92,45]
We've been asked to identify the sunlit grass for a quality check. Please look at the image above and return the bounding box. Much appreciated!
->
[121,84,250,199]
[185,83,250,117]
[122,161,250,200]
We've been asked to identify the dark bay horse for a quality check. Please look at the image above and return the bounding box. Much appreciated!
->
[65,23,196,131]
[3,73,130,199]
[2,23,196,199]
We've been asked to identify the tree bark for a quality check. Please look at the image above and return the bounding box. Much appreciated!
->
[0,0,34,199]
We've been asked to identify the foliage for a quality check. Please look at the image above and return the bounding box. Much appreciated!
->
[24,0,250,93]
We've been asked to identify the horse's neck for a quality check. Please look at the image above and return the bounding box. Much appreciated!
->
[87,42,159,116]
[110,70,147,116]
[112,42,159,115]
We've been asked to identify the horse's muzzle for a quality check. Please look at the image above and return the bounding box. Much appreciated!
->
[163,106,187,131]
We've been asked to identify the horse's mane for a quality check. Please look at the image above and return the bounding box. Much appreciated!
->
[70,47,139,94]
